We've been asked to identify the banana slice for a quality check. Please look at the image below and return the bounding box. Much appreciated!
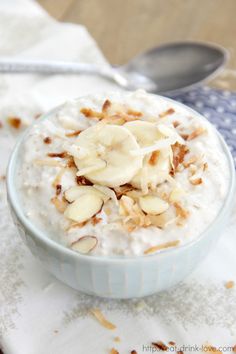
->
[73,124,142,187]
[64,192,103,223]
[124,121,171,189]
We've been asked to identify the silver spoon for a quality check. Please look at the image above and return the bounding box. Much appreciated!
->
[0,41,228,94]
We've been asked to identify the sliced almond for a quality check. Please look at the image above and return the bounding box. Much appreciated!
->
[144,240,180,254]
[51,196,68,213]
[90,308,116,330]
[93,184,118,205]
[148,213,167,229]
[71,236,97,254]
[64,192,103,223]
[119,195,135,216]
[64,185,109,203]
[126,189,145,199]
[139,195,169,215]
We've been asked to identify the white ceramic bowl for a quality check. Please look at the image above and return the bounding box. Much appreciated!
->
[7,96,235,299]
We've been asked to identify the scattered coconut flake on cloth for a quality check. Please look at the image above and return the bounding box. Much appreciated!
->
[1,0,236,353]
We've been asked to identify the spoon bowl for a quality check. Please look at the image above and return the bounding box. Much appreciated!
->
[120,41,228,94]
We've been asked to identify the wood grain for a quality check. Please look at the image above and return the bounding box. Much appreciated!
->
[37,0,236,89]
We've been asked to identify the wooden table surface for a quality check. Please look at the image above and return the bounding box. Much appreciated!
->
[37,0,236,90]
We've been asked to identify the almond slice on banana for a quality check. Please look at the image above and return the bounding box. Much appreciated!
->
[72,124,142,187]
[64,185,109,203]
[71,236,98,254]
[64,192,103,223]
[139,195,169,215]
[124,121,171,188]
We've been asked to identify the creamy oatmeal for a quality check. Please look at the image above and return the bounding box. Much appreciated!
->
[17,90,230,256]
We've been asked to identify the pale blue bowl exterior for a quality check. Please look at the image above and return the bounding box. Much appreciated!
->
[7,96,235,299]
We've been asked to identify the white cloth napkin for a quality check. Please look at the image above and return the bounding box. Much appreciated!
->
[0,1,236,353]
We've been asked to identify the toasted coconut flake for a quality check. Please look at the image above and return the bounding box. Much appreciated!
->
[127,108,142,117]
[169,341,176,346]
[183,155,198,168]
[171,142,189,174]
[110,349,119,354]
[105,114,126,125]
[189,177,203,185]
[152,341,169,351]
[51,196,68,213]
[159,108,175,118]
[90,308,116,330]
[47,151,67,158]
[187,127,206,141]
[189,164,198,176]
[102,99,111,112]
[66,156,77,169]
[71,236,98,254]
[148,150,160,165]
[225,280,235,289]
[180,133,189,140]
[0,175,6,181]
[131,351,138,354]
[91,216,102,225]
[173,121,180,128]
[144,240,180,254]
[80,107,104,119]
[203,162,208,171]
[34,159,65,168]
[65,130,82,137]
[177,351,184,354]
[76,176,93,186]
[7,116,21,129]
[43,136,52,144]
[55,184,62,195]
[174,202,189,220]
[114,336,121,343]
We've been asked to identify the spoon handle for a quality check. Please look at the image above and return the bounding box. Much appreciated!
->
[0,58,117,79]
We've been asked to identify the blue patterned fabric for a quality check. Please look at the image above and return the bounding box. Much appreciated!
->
[171,86,236,166]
